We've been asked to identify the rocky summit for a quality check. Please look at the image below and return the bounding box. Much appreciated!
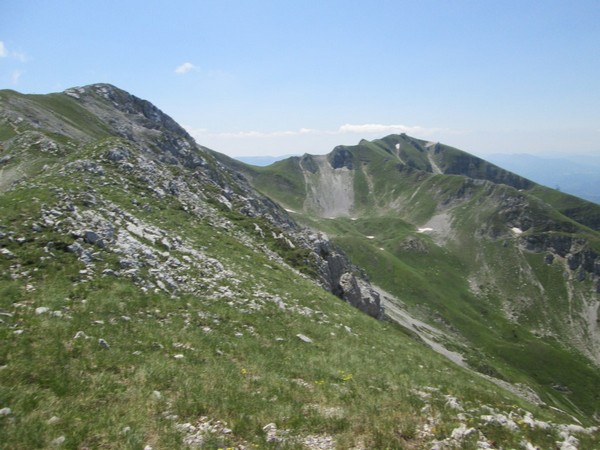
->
[0,84,599,449]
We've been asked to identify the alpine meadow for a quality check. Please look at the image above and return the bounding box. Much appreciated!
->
[1,84,599,449]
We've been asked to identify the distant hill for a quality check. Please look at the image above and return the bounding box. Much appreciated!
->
[487,153,600,204]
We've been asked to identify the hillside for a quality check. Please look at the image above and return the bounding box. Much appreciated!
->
[1,85,599,449]
[222,134,600,424]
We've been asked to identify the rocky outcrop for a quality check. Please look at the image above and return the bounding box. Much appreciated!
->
[327,147,354,170]
[301,232,384,319]
[521,234,598,273]
[299,154,318,174]
[338,273,384,320]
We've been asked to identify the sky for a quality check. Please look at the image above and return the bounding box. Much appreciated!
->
[1,0,599,158]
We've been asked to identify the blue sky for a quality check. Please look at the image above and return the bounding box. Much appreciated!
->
[1,1,599,158]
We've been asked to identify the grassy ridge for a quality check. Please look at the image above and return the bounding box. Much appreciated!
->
[1,214,594,448]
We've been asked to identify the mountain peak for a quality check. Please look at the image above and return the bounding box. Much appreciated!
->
[63,83,187,138]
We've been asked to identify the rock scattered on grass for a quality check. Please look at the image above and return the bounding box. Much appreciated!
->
[51,435,65,446]
[296,334,313,343]
[73,331,88,340]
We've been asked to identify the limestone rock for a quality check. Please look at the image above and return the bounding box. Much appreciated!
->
[296,334,313,343]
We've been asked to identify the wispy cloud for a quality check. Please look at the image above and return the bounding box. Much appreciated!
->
[11,70,22,85]
[186,123,447,140]
[12,51,27,62]
[185,126,321,140]
[184,123,462,157]
[0,41,28,61]
[175,62,197,74]
[338,123,439,135]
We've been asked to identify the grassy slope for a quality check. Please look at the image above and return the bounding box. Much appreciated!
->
[3,159,592,449]
[307,213,600,419]
[0,90,113,141]
[1,93,598,448]
[245,138,600,421]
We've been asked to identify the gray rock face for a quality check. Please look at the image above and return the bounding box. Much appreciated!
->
[297,232,383,319]
[105,147,130,162]
[327,147,354,170]
[84,230,105,248]
[521,234,599,278]
[338,273,383,320]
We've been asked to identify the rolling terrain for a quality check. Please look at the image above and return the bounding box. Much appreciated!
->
[1,84,599,449]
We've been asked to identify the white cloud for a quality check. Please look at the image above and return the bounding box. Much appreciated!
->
[0,42,28,61]
[337,123,441,136]
[186,123,445,141]
[183,122,457,157]
[11,70,22,85]
[175,62,196,74]
[184,126,318,140]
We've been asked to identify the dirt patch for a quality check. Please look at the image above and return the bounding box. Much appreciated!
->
[421,212,454,245]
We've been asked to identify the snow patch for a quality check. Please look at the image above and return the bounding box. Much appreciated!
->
[365,235,375,239]
[511,227,523,235]
[417,227,433,233]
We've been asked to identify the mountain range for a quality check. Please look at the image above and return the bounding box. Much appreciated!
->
[1,84,599,449]
[485,153,600,205]
[237,151,600,206]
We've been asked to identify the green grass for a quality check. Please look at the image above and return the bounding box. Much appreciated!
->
[2,90,600,448]
[29,93,113,139]
[273,170,600,422]
[235,157,307,213]
[1,162,595,450]
[3,260,591,448]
